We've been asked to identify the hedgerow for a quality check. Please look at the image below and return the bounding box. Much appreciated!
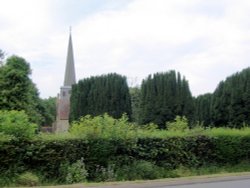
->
[1,134,250,183]
[1,114,250,185]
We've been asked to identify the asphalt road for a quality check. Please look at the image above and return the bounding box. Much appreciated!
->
[81,174,250,188]
[161,178,250,188]
[37,174,250,188]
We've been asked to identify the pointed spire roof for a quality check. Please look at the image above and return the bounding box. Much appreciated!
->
[63,30,76,86]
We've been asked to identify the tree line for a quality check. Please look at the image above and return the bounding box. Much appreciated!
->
[71,68,250,128]
[1,50,250,128]
[195,67,250,127]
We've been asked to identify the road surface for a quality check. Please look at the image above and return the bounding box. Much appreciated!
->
[82,174,250,188]
[37,173,250,188]
[161,178,250,188]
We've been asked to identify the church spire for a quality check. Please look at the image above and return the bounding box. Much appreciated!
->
[63,28,76,86]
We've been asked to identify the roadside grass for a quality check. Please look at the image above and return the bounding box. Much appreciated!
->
[174,161,250,177]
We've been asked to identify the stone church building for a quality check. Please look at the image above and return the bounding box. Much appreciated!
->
[53,32,76,133]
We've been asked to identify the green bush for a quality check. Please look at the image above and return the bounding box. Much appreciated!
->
[59,158,88,184]
[94,164,116,182]
[16,172,39,186]
[70,114,137,139]
[23,136,88,180]
[166,116,189,132]
[65,158,88,184]
[0,110,37,139]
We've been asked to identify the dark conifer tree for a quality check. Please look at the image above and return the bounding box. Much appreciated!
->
[194,93,212,126]
[210,68,250,127]
[139,71,194,128]
[70,73,131,121]
[129,87,141,123]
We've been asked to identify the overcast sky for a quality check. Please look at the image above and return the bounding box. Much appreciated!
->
[1,0,250,98]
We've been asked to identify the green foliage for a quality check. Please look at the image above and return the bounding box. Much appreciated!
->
[70,113,137,139]
[70,73,132,121]
[195,67,250,127]
[40,97,56,126]
[0,56,31,110]
[94,164,116,182]
[0,49,4,66]
[213,68,250,127]
[1,114,250,185]
[0,110,38,139]
[174,161,250,177]
[140,71,194,128]
[59,158,88,184]
[166,116,189,132]
[16,172,39,187]
[0,56,45,126]
[194,93,212,127]
[129,87,141,123]
[0,132,14,142]
[116,160,175,180]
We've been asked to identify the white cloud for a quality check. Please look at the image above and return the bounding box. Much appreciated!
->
[0,0,250,98]
[72,0,250,96]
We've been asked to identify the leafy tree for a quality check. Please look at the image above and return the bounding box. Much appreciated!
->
[139,71,194,128]
[70,73,132,121]
[0,56,44,125]
[40,97,56,126]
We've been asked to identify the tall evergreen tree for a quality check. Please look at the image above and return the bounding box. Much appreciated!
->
[70,73,132,121]
[129,87,141,123]
[210,67,250,127]
[194,93,212,126]
[139,71,194,128]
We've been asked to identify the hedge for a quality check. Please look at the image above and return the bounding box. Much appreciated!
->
[1,134,250,181]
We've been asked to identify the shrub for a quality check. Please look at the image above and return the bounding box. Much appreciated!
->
[70,114,137,139]
[94,164,116,182]
[60,158,88,184]
[0,110,37,139]
[16,172,39,186]
[166,116,189,132]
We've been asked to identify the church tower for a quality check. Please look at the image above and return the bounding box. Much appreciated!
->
[54,30,76,133]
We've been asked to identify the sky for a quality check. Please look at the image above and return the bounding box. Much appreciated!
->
[0,0,250,98]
